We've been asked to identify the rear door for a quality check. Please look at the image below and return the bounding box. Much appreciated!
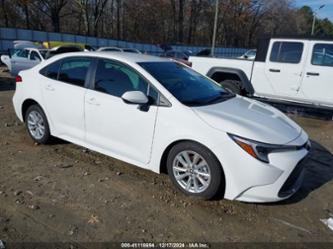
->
[300,42,333,106]
[40,57,93,141]
[264,40,306,98]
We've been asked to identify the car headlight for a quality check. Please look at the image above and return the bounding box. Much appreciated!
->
[228,134,311,163]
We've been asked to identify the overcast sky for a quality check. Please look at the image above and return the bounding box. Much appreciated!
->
[295,0,333,21]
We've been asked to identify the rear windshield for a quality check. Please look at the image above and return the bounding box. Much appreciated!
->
[139,62,234,106]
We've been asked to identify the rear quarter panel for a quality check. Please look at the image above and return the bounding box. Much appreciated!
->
[12,68,45,122]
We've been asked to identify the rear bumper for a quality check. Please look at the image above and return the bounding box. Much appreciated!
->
[12,90,24,122]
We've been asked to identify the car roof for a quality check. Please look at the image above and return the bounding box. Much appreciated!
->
[56,51,169,63]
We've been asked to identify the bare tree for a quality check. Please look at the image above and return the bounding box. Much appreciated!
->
[33,0,69,32]
[75,0,109,36]
[1,0,333,47]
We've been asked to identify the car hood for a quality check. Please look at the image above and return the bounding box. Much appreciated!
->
[193,96,302,145]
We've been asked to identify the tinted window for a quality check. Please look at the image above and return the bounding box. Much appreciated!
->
[40,61,61,80]
[30,51,41,61]
[312,44,333,67]
[139,62,234,106]
[94,59,148,97]
[270,42,303,63]
[58,58,92,87]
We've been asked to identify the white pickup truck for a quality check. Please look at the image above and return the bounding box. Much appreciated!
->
[190,37,333,109]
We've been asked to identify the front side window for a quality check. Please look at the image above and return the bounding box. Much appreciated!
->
[94,59,148,97]
[58,57,92,87]
[16,49,29,58]
[312,43,333,67]
[139,62,234,106]
[270,42,303,64]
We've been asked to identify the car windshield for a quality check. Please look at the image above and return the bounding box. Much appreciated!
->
[139,62,234,106]
[39,50,48,59]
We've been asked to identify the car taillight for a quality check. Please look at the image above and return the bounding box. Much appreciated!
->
[16,75,22,83]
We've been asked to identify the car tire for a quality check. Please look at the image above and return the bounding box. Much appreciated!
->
[220,80,242,95]
[25,105,51,144]
[167,141,224,200]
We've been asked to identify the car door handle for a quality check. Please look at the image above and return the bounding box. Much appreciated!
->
[269,69,281,73]
[86,97,100,106]
[306,72,320,76]
[45,85,55,91]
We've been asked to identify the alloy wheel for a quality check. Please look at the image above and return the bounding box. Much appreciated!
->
[172,150,211,194]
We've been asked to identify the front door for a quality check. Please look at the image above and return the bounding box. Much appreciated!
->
[11,49,31,75]
[85,59,158,164]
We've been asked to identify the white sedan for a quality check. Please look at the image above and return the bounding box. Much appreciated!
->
[12,52,310,202]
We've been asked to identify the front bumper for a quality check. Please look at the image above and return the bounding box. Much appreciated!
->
[234,131,310,203]
[215,130,310,203]
[234,154,308,202]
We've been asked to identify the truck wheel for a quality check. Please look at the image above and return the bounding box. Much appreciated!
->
[220,80,242,95]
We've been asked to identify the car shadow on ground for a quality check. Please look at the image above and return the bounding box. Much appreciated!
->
[276,140,333,205]
[0,74,15,92]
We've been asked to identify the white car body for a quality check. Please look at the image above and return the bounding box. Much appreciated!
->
[13,52,310,202]
[10,48,46,76]
[190,37,333,109]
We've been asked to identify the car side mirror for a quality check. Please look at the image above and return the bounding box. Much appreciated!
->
[121,91,149,105]
[244,55,248,59]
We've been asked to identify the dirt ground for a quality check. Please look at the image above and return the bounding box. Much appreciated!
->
[0,67,332,246]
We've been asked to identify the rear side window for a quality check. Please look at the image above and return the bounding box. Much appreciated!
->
[94,59,148,97]
[270,42,303,64]
[40,61,61,80]
[312,43,333,67]
[58,58,92,87]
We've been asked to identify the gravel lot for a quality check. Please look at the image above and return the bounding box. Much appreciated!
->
[0,67,332,246]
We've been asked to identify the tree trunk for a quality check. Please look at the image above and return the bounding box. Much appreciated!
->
[1,0,9,27]
[116,0,121,39]
[170,0,177,42]
[178,0,184,43]
[24,3,30,29]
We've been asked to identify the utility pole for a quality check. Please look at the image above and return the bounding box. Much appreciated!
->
[311,5,325,36]
[211,0,219,57]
